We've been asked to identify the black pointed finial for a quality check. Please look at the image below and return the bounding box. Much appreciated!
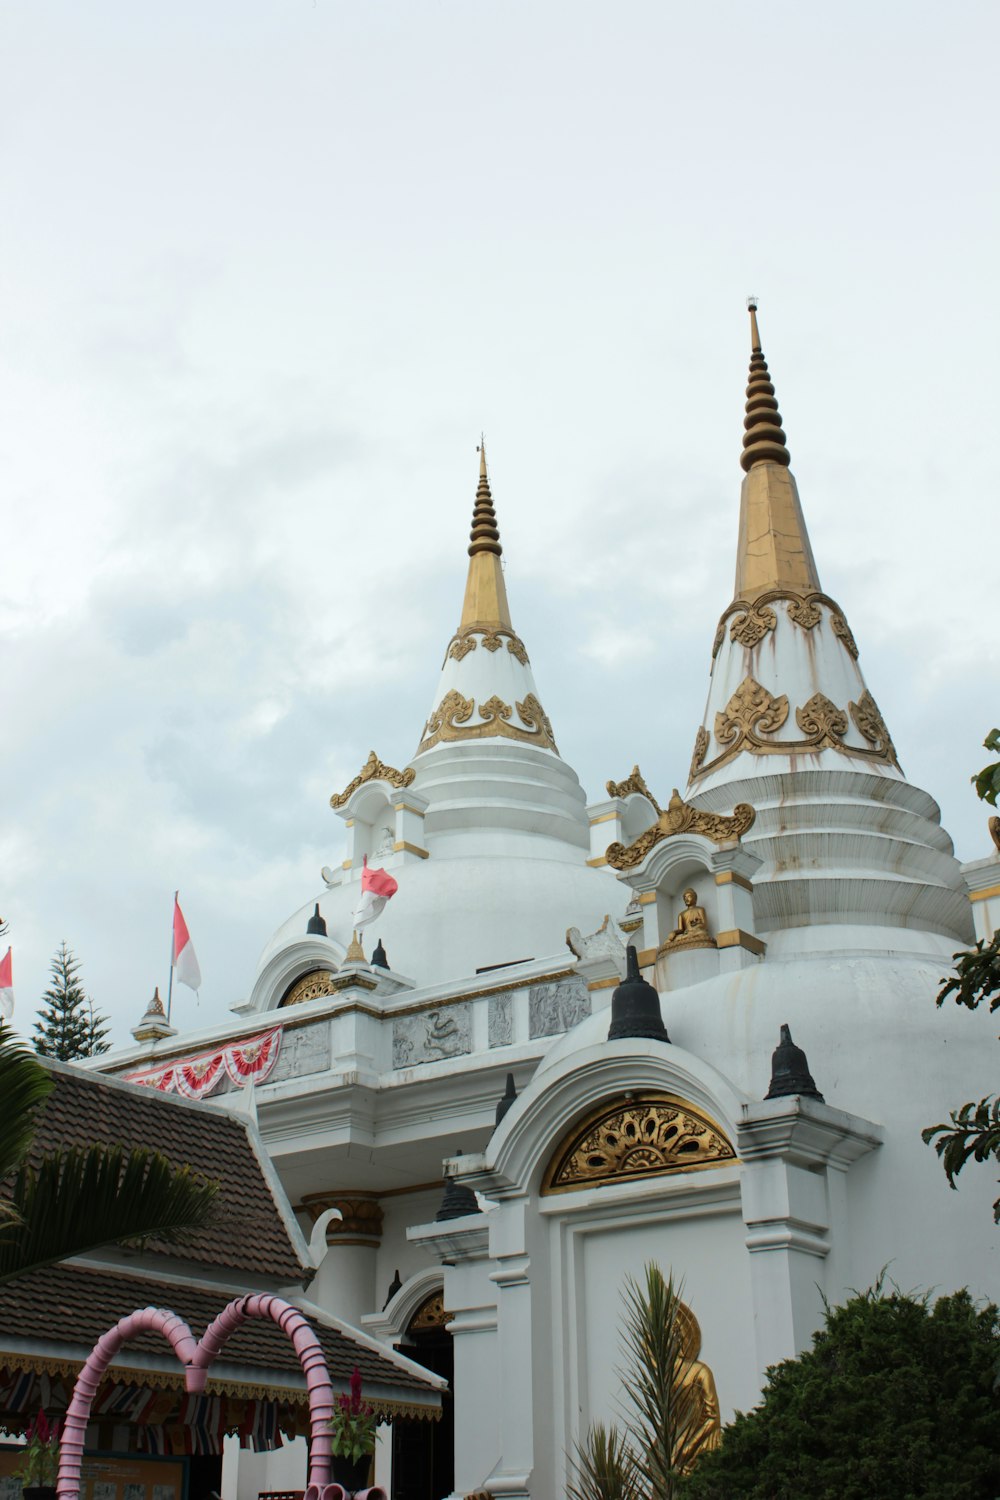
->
[371,937,390,970]
[765,1023,824,1101]
[607,945,670,1043]
[383,1268,403,1310]
[435,1150,482,1221]
[306,902,327,937]
[493,1072,517,1133]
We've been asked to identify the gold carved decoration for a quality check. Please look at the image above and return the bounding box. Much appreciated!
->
[606,765,659,804]
[690,677,901,779]
[542,1093,736,1194]
[443,626,531,668]
[300,1192,385,1243]
[787,596,822,629]
[711,590,859,662]
[849,689,899,765]
[448,635,477,663]
[689,727,710,783]
[281,970,337,1007]
[416,690,557,754]
[409,1290,449,1332]
[330,750,415,809]
[606,787,756,871]
[831,611,860,659]
[794,692,849,748]
[730,600,777,649]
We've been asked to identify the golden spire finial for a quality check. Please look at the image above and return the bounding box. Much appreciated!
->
[460,438,513,628]
[469,436,501,559]
[741,300,791,472]
[733,301,820,599]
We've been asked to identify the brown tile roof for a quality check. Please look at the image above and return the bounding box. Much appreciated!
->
[0,1262,441,1403]
[21,1060,309,1284]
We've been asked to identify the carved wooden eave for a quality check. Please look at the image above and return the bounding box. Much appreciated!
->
[605,788,756,872]
[330,750,415,810]
[541,1092,737,1194]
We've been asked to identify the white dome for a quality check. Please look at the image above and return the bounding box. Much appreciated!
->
[257,851,628,995]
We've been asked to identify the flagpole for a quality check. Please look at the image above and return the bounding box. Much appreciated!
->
[166,890,178,1023]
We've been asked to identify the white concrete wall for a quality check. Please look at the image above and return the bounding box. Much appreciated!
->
[222,1433,308,1500]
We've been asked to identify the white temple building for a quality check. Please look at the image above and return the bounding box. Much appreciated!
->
[100,306,1000,1500]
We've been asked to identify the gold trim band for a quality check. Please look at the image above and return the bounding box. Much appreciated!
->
[715,928,766,956]
[394,840,430,858]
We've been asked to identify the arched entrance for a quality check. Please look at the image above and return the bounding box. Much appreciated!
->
[391,1290,454,1500]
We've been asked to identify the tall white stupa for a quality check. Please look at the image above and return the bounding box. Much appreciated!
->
[100,307,999,1500]
[249,440,628,1007]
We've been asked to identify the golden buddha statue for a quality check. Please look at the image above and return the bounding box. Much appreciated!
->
[661,888,715,952]
[674,1303,722,1473]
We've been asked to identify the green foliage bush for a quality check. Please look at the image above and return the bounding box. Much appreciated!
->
[682,1287,1000,1500]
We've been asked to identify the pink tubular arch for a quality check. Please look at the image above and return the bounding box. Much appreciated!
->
[57,1306,199,1500]
[57,1295,337,1500]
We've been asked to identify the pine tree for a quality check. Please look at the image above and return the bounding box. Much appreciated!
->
[34,943,110,1060]
[85,998,111,1056]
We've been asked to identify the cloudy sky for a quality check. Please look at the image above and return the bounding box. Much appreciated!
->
[1,1,997,1045]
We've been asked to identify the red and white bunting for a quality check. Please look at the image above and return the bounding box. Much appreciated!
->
[225,1028,282,1084]
[124,1027,282,1097]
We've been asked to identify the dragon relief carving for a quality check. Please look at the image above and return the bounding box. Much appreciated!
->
[443,627,531,667]
[543,1094,736,1193]
[416,689,557,754]
[711,590,859,662]
[689,677,901,779]
[605,787,756,871]
[330,751,416,810]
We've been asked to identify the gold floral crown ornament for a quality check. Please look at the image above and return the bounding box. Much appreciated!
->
[604,779,756,871]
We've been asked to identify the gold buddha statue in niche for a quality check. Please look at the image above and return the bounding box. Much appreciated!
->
[660,888,715,952]
[675,1303,722,1472]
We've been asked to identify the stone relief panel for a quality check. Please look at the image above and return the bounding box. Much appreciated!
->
[529,976,591,1039]
[393,1003,472,1069]
[488,991,514,1048]
[268,1023,332,1083]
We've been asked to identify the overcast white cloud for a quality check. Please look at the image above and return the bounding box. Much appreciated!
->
[1,0,997,1043]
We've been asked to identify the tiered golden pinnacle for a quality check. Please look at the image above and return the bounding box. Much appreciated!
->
[741,302,791,473]
[460,440,513,631]
[469,441,502,557]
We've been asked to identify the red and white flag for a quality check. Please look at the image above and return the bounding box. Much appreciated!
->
[173,896,202,993]
[352,856,398,933]
[0,947,12,1020]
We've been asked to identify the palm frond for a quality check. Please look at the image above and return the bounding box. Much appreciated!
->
[0,1026,54,1182]
[568,1421,644,1500]
[0,1145,219,1284]
[618,1264,705,1499]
